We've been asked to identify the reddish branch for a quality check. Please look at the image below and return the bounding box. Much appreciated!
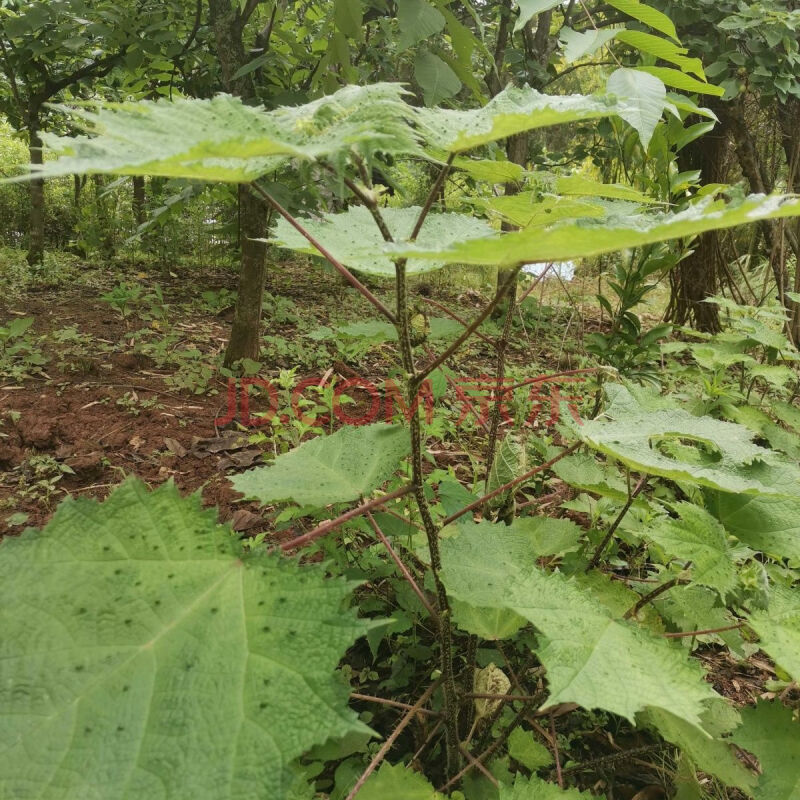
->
[349,692,440,717]
[279,485,412,551]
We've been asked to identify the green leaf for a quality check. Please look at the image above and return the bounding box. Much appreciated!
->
[414,50,462,106]
[231,423,410,506]
[385,194,800,267]
[605,0,679,42]
[333,317,462,341]
[637,66,725,97]
[450,155,528,183]
[576,386,800,498]
[415,85,638,152]
[359,762,443,799]
[487,436,527,495]
[639,708,755,791]
[440,521,719,726]
[644,503,737,597]
[485,193,609,229]
[0,479,374,800]
[614,30,704,79]
[334,0,364,39]
[552,173,655,203]
[500,774,605,799]
[733,702,800,800]
[705,492,800,564]
[607,68,667,149]
[23,85,420,183]
[397,0,445,51]
[272,206,494,276]
[551,451,629,501]
[747,584,800,682]
[507,728,554,770]
[514,1,562,32]
[560,27,619,63]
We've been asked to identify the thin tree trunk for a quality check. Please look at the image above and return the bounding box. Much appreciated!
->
[27,109,45,266]
[667,100,728,332]
[777,98,800,342]
[209,0,269,367]
[132,176,146,226]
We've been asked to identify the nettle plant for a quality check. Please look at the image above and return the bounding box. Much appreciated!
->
[4,82,800,799]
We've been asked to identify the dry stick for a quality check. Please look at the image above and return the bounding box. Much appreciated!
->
[249,182,397,324]
[423,297,497,347]
[516,262,554,305]
[417,266,523,382]
[505,368,602,393]
[443,442,582,526]
[279,485,412,551]
[586,474,648,571]
[365,511,440,625]
[662,622,744,639]
[624,567,691,620]
[345,680,442,800]
[349,692,440,718]
[459,744,500,787]
[551,713,564,789]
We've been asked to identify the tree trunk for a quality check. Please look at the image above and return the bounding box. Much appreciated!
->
[27,110,45,266]
[209,0,269,367]
[667,101,728,332]
[132,176,146,226]
[777,98,800,342]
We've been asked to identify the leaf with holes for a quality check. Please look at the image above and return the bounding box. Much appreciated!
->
[440,521,719,727]
[0,479,375,800]
[232,423,410,506]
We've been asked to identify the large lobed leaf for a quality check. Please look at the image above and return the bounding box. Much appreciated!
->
[231,423,410,506]
[577,385,800,498]
[272,206,494,276]
[386,193,800,267]
[27,84,420,183]
[747,583,800,683]
[0,479,375,800]
[440,519,719,727]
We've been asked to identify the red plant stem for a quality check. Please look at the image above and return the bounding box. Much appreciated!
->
[516,262,554,304]
[365,511,440,624]
[505,368,602,393]
[250,182,397,324]
[345,680,442,800]
[422,297,497,347]
[459,744,499,787]
[662,623,744,639]
[279,485,412,551]
[410,152,456,240]
[438,365,492,435]
[551,713,564,788]
[350,692,440,717]
[442,442,581,526]
[417,267,522,381]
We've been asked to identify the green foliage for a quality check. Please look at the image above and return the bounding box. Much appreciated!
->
[231,422,410,506]
[747,583,800,682]
[0,479,374,800]
[440,519,719,727]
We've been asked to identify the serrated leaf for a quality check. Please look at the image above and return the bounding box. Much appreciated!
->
[705,492,800,564]
[576,385,800,498]
[22,85,420,183]
[359,762,443,799]
[607,68,667,149]
[747,584,800,682]
[500,774,605,799]
[440,521,719,726]
[231,423,410,506]
[507,728,554,770]
[0,479,374,800]
[414,50,462,106]
[385,193,800,267]
[488,436,526,495]
[415,85,639,152]
[733,702,800,800]
[639,708,755,791]
[273,206,493,276]
[551,451,629,501]
[644,503,737,597]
